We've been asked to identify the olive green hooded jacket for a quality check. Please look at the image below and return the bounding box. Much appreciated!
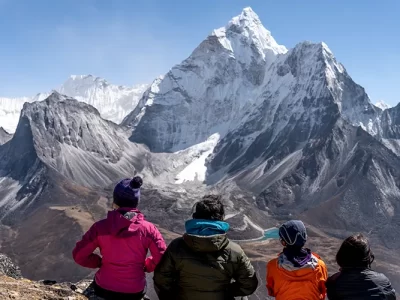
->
[153,233,258,300]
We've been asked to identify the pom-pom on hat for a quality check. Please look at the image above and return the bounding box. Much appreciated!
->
[113,176,143,208]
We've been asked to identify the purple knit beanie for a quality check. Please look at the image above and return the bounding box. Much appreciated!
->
[113,176,143,208]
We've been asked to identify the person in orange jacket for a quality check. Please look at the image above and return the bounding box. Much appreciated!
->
[266,220,328,300]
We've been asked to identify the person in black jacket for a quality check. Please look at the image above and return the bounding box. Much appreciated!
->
[326,233,396,300]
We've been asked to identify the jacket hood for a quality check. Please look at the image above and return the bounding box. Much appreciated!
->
[276,253,322,281]
[185,219,230,236]
[107,208,144,237]
[183,233,229,252]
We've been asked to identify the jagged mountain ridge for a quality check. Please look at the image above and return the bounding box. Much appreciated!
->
[0,75,148,133]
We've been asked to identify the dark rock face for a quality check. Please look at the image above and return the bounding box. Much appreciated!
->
[0,113,41,180]
[381,104,400,139]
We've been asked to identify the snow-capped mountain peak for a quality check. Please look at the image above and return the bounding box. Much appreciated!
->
[226,7,264,33]
[286,40,380,135]
[69,74,94,81]
[124,9,290,151]
[375,100,391,110]
[0,76,149,133]
[210,7,287,64]
[124,7,385,156]
[58,75,149,124]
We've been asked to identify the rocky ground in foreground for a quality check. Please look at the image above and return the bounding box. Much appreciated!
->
[0,276,87,300]
[0,253,88,300]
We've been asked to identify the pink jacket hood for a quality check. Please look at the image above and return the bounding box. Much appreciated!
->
[108,208,145,237]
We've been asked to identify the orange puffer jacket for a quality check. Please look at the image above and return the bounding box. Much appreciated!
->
[266,252,328,300]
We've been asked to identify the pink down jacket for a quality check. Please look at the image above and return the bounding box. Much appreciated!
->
[73,208,166,293]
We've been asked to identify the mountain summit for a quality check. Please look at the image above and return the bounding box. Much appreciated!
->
[212,7,287,59]
[123,8,287,152]
[375,100,391,110]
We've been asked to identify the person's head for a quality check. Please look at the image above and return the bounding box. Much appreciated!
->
[113,176,143,209]
[192,195,225,221]
[279,220,307,248]
[336,233,374,269]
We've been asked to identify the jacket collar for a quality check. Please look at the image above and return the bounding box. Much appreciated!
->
[185,219,230,236]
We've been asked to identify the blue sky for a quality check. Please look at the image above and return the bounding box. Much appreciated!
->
[0,0,399,105]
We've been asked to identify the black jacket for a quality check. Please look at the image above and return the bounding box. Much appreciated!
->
[153,234,258,300]
[326,268,396,300]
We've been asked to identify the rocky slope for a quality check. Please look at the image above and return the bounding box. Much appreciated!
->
[0,91,188,223]
[0,254,84,300]
[0,275,89,300]
[0,254,21,279]
[0,128,11,145]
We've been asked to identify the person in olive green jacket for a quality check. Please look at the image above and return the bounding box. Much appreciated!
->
[153,195,258,300]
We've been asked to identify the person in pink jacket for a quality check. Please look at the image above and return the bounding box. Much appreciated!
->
[72,176,166,300]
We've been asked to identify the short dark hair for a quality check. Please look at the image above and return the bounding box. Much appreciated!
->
[336,234,374,269]
[192,195,225,221]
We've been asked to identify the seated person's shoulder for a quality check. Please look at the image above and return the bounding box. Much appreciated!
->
[92,218,107,232]
[224,240,248,263]
[368,270,392,285]
[311,252,327,267]
[311,252,323,260]
[227,240,243,253]
[168,237,185,249]
[327,271,341,283]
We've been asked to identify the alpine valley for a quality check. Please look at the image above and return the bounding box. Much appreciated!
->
[1,7,400,299]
